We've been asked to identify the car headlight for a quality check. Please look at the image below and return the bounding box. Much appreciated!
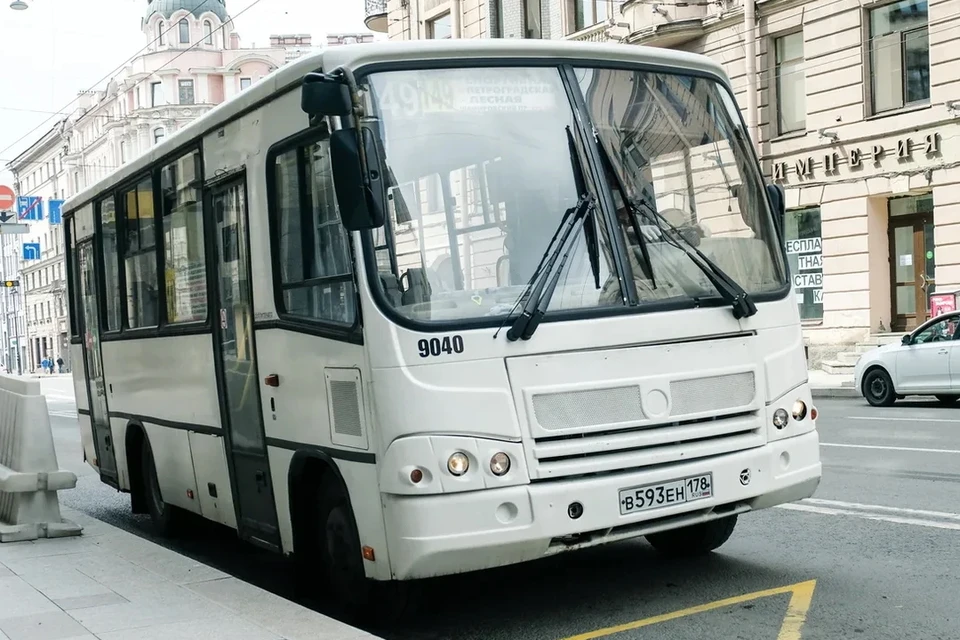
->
[447,452,470,476]
[792,400,807,421]
[772,408,789,429]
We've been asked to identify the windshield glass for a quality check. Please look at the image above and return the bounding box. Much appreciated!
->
[361,65,786,325]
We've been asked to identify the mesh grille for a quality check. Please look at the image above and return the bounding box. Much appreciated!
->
[533,386,644,431]
[670,372,756,416]
[330,380,363,437]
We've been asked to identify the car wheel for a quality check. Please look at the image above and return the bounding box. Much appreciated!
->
[646,515,738,557]
[863,369,896,407]
[935,395,959,405]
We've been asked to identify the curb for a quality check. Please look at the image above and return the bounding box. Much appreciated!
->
[811,387,859,399]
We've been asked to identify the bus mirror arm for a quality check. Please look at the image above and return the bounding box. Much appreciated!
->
[765,183,785,246]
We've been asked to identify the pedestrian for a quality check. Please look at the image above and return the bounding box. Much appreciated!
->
[57,357,64,374]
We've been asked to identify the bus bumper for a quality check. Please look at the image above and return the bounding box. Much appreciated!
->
[382,430,821,580]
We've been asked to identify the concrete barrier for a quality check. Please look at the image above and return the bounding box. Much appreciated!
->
[0,375,81,542]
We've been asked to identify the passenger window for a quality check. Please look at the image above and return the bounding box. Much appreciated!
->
[99,196,122,331]
[273,140,356,326]
[160,150,207,323]
[122,177,159,328]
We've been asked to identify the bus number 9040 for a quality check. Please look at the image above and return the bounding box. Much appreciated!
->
[418,336,464,358]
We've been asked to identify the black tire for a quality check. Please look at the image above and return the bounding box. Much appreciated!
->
[315,486,418,624]
[646,515,738,557]
[141,437,182,536]
[935,395,959,405]
[862,368,897,407]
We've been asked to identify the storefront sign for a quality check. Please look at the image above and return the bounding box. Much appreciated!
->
[786,236,823,304]
[772,133,941,182]
[930,293,957,317]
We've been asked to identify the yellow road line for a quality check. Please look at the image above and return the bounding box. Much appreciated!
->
[561,580,817,640]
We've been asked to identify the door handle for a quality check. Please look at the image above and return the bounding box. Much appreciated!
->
[255,470,267,489]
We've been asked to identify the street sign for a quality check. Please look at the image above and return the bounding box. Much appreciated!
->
[17,196,42,221]
[1,280,19,288]
[0,224,29,234]
[48,199,64,224]
[0,211,14,223]
[22,242,40,260]
[0,186,14,211]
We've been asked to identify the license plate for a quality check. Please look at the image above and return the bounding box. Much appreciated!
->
[618,473,713,515]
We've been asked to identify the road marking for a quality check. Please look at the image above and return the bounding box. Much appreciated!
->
[803,498,960,521]
[821,442,960,454]
[847,416,958,423]
[778,503,960,531]
[560,580,817,640]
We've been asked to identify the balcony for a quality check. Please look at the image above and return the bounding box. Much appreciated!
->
[364,0,387,33]
[620,0,727,48]
[565,21,612,43]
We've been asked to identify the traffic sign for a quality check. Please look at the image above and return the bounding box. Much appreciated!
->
[0,211,14,223]
[0,185,14,211]
[22,242,40,260]
[48,199,64,224]
[0,224,29,234]
[17,196,42,221]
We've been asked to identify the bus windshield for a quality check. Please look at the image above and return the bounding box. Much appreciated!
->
[361,64,787,325]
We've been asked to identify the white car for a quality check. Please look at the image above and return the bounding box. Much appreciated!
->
[854,310,960,406]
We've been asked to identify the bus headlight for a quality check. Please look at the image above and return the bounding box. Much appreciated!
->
[447,452,470,476]
[490,452,511,476]
[772,408,789,429]
[792,400,808,421]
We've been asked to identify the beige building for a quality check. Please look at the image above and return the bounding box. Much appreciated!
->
[373,0,960,373]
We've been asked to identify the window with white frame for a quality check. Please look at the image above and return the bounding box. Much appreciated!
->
[154,128,165,145]
[179,18,190,44]
[156,20,165,45]
[775,31,806,135]
[525,0,542,38]
[567,0,608,33]
[150,81,165,107]
[178,79,195,105]
[204,20,213,45]
[427,12,452,39]
[240,77,252,91]
[869,0,930,114]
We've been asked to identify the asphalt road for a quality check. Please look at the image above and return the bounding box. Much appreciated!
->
[44,379,960,640]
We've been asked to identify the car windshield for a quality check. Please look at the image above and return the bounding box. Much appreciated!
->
[360,64,786,325]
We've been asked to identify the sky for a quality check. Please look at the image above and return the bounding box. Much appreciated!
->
[0,0,382,187]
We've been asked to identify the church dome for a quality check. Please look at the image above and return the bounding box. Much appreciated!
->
[145,0,228,22]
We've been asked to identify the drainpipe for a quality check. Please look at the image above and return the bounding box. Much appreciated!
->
[744,0,759,154]
[452,0,462,38]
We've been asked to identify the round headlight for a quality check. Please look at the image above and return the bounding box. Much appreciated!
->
[490,452,511,476]
[773,408,789,429]
[792,400,808,421]
[447,452,470,476]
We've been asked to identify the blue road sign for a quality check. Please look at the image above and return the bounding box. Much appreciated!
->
[22,243,40,260]
[48,199,64,224]
[16,196,42,221]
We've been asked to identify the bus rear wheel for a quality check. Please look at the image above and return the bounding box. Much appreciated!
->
[141,437,181,536]
[645,515,738,557]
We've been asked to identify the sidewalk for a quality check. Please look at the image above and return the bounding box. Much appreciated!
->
[0,508,379,640]
[808,369,858,399]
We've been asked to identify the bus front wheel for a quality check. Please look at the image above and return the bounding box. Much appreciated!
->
[141,438,182,536]
[645,515,738,557]
[317,486,370,616]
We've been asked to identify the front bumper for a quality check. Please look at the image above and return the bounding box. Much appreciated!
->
[382,430,821,580]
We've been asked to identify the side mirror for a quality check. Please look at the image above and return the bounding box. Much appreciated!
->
[901,334,912,345]
[301,72,352,118]
[766,183,785,241]
[330,128,385,231]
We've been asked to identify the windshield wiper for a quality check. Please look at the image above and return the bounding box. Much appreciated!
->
[493,127,600,341]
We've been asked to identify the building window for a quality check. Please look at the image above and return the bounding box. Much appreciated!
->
[426,13,452,39]
[99,195,122,331]
[179,18,190,44]
[122,177,158,329]
[272,140,356,325]
[178,79,195,105]
[240,77,252,91]
[525,0,543,38]
[150,81,165,107]
[568,0,608,33]
[154,129,165,145]
[160,149,206,324]
[204,20,213,45]
[784,208,823,321]
[157,20,165,45]
[120,141,127,164]
[869,0,930,114]
[775,31,806,135]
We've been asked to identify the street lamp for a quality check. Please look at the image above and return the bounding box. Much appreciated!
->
[9,1,28,10]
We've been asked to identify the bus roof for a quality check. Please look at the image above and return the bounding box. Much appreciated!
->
[63,39,728,215]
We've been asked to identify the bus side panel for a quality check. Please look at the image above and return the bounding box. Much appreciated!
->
[257,329,391,580]
[142,423,201,514]
[71,343,97,469]
[188,432,237,528]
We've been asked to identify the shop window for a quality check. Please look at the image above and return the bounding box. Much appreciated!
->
[784,207,823,321]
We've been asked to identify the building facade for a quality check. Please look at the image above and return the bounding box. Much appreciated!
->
[375,0,960,371]
[3,0,297,373]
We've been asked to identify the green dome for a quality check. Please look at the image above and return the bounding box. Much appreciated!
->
[145,0,228,22]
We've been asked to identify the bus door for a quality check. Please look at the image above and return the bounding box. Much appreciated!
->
[76,239,117,485]
[208,174,281,550]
